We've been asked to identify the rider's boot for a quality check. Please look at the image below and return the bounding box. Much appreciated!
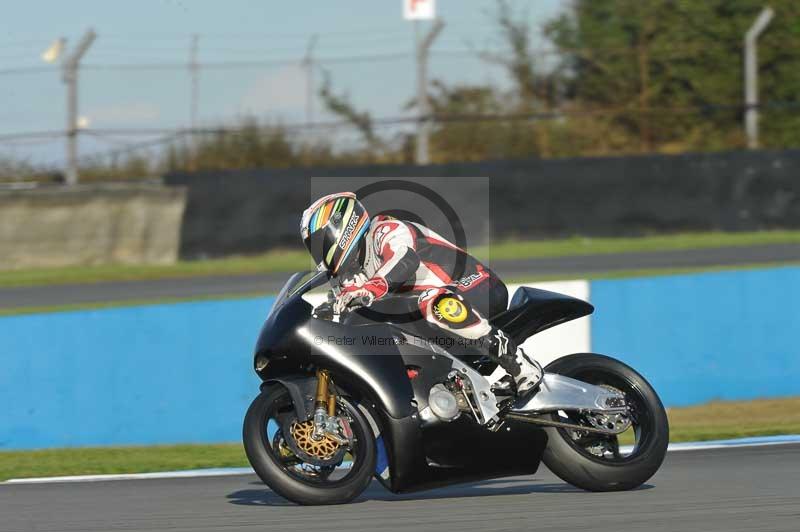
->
[486,328,543,394]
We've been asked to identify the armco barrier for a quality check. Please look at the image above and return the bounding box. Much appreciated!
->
[590,266,800,407]
[1,267,797,449]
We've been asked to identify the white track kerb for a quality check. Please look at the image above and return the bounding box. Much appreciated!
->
[5,435,800,485]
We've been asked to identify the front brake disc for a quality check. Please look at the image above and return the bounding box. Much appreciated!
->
[280,417,348,467]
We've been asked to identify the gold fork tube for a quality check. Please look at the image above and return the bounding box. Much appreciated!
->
[327,394,337,416]
[315,369,330,407]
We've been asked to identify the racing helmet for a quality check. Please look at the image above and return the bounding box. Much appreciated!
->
[300,192,370,275]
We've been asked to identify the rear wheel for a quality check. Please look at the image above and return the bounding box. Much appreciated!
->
[541,353,669,491]
[243,385,376,505]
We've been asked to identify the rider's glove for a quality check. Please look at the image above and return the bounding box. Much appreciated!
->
[335,286,375,314]
[334,278,388,314]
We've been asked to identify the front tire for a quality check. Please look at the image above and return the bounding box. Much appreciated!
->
[541,353,669,491]
[243,385,376,505]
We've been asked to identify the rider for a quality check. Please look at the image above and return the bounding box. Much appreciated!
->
[300,191,541,393]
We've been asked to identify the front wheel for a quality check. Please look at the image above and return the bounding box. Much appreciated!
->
[541,353,669,491]
[243,384,376,505]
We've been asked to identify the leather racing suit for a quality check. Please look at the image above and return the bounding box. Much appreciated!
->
[335,215,525,379]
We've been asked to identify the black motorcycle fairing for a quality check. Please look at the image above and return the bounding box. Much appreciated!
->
[491,286,594,344]
[417,419,547,490]
[259,375,316,422]
[378,413,431,491]
[251,272,550,494]
[256,293,418,419]
[378,411,547,493]
[253,291,314,371]
[397,350,457,414]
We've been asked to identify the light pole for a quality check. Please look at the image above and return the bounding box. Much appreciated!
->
[189,34,199,136]
[414,18,444,165]
[303,34,318,130]
[61,29,97,185]
[744,7,774,150]
[189,34,199,165]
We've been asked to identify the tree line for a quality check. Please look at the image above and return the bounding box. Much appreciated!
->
[3,0,799,181]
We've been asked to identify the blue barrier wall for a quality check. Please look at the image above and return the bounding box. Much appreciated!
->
[3,266,799,449]
[0,297,273,450]
[591,266,800,407]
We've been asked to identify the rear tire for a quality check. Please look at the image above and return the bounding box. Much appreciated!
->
[541,353,669,491]
[243,385,376,505]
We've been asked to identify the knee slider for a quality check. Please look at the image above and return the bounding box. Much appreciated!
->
[430,292,472,328]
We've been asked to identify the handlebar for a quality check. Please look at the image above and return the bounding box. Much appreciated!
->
[313,301,335,320]
[349,295,372,309]
[313,294,371,320]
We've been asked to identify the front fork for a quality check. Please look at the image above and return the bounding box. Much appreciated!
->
[312,369,338,440]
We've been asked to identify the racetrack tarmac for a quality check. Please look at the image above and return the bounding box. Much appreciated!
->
[2,443,798,532]
[1,243,798,310]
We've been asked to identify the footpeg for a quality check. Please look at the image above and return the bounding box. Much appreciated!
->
[490,375,516,396]
[513,350,543,395]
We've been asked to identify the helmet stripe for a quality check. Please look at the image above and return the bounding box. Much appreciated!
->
[340,198,355,235]
[303,192,359,237]
[333,215,369,274]
[324,230,338,265]
[313,208,322,232]
[323,198,354,266]
[319,202,332,230]
[313,204,327,232]
[327,199,355,269]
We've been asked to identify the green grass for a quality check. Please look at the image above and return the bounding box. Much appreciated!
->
[2,397,799,481]
[0,292,265,317]
[618,396,800,445]
[503,260,800,285]
[0,248,312,289]
[665,397,800,442]
[2,260,797,318]
[477,230,800,261]
[0,444,248,482]
[2,230,799,289]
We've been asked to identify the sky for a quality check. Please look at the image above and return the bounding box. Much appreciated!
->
[0,0,565,167]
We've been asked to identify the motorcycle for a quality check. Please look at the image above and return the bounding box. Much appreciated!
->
[243,270,669,505]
